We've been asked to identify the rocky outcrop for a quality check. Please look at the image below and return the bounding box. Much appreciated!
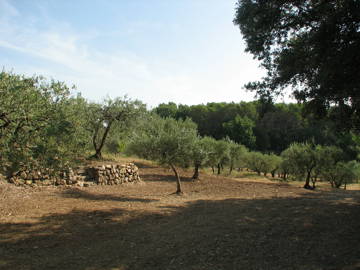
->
[7,163,141,187]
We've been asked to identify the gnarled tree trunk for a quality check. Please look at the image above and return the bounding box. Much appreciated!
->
[91,121,113,159]
[192,163,200,180]
[170,163,182,194]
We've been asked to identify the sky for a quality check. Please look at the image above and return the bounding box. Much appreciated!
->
[0,0,275,108]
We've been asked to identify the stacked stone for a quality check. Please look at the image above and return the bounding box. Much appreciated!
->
[93,163,141,185]
[7,163,141,187]
[9,169,55,186]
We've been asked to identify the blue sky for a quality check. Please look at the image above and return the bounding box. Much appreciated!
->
[0,0,275,107]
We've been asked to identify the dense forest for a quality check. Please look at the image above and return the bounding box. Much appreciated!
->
[153,101,359,157]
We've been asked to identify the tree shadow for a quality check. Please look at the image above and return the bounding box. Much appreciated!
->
[60,188,158,203]
[1,194,359,270]
[141,173,194,183]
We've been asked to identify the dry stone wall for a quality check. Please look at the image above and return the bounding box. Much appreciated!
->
[8,163,141,187]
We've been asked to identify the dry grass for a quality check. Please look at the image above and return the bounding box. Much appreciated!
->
[0,157,360,270]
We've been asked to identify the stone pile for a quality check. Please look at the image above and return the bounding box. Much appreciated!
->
[9,169,56,186]
[90,163,141,185]
[7,163,141,187]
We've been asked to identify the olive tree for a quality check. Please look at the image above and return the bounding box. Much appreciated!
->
[127,115,198,194]
[0,71,88,175]
[244,152,272,176]
[228,140,248,174]
[87,97,145,159]
[268,154,282,178]
[191,136,215,180]
[315,145,359,189]
[281,143,318,189]
[203,138,231,175]
[321,161,360,189]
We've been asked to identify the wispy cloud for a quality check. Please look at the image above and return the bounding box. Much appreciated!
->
[0,0,272,106]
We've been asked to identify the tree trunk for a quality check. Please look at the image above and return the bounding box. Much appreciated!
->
[93,149,102,159]
[304,171,311,189]
[91,121,113,159]
[217,163,221,175]
[311,177,317,189]
[271,171,275,178]
[229,164,233,174]
[211,166,215,174]
[192,163,200,180]
[170,163,182,194]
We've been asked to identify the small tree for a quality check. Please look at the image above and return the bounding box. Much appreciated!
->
[203,137,219,174]
[228,141,248,174]
[213,139,231,175]
[128,115,198,194]
[244,152,267,175]
[281,143,318,189]
[321,161,360,189]
[268,154,282,178]
[88,97,145,159]
[190,136,214,180]
[312,145,344,188]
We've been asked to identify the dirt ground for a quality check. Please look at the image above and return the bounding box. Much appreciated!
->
[1,159,360,270]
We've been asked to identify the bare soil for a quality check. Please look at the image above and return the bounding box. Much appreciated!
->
[1,159,360,270]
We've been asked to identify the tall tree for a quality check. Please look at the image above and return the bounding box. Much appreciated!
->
[223,115,256,149]
[234,0,360,130]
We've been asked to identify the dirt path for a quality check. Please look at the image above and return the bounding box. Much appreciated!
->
[1,162,359,270]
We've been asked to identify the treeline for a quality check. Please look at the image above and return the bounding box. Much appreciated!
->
[153,101,359,159]
[127,115,360,192]
[1,71,359,193]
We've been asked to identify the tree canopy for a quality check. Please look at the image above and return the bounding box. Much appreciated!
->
[234,0,360,130]
[127,115,198,194]
[0,72,88,175]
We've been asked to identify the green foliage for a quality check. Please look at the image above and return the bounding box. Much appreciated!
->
[128,115,197,166]
[0,71,88,175]
[191,137,214,167]
[281,143,318,188]
[127,115,198,192]
[153,102,178,118]
[268,154,282,178]
[87,96,146,159]
[321,161,360,188]
[211,139,231,174]
[223,115,256,149]
[228,140,248,173]
[190,136,216,179]
[244,152,273,176]
[254,110,302,153]
[234,0,360,129]
[314,145,359,188]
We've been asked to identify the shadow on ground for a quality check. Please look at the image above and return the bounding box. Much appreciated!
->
[0,193,359,270]
[60,188,158,203]
[141,173,194,183]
